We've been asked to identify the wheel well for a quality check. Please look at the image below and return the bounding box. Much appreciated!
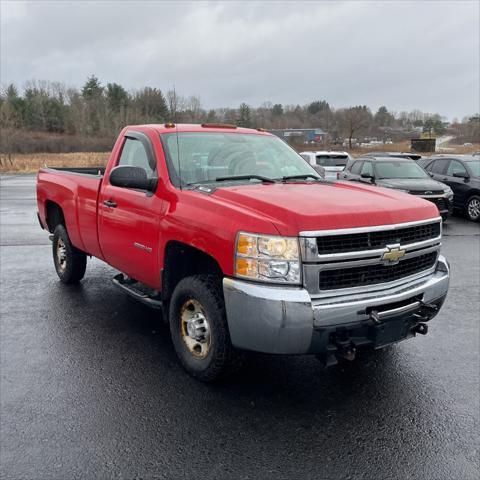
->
[45,201,65,232]
[467,191,480,200]
[162,241,223,306]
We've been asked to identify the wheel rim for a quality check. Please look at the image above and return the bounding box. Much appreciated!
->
[180,299,211,359]
[468,198,480,220]
[56,238,67,271]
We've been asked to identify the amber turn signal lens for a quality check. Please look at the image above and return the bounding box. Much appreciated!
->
[235,258,257,277]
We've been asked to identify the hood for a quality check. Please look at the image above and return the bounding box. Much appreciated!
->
[376,178,447,193]
[209,181,439,236]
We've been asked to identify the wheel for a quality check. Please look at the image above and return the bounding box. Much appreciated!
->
[52,224,87,284]
[465,195,480,222]
[169,274,242,382]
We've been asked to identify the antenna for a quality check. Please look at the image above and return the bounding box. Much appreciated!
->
[173,85,182,190]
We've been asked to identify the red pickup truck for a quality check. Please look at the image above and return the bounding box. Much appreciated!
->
[37,123,450,381]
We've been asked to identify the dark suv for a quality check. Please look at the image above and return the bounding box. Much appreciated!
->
[418,155,480,221]
[340,156,453,220]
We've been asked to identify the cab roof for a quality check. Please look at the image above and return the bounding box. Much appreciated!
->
[128,123,272,135]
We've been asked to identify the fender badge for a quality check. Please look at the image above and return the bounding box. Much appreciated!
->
[134,242,152,253]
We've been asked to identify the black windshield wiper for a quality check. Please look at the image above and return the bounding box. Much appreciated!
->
[215,175,276,184]
[280,174,323,182]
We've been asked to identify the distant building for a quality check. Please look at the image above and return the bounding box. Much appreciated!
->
[269,128,327,144]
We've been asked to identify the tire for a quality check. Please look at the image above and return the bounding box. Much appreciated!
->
[465,195,480,222]
[52,224,87,284]
[169,274,242,382]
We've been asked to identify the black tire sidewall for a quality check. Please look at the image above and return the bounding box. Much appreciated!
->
[466,195,480,221]
[52,225,86,283]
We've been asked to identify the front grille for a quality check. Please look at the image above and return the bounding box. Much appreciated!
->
[319,252,437,290]
[316,222,440,254]
[409,190,444,195]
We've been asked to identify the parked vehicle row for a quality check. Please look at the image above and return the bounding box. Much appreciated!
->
[300,149,480,222]
[339,157,454,221]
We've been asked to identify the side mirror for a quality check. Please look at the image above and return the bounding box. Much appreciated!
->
[452,171,469,179]
[360,172,375,181]
[109,165,157,191]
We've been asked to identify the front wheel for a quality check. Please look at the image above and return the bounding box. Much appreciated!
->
[52,224,87,283]
[169,275,242,382]
[466,195,480,222]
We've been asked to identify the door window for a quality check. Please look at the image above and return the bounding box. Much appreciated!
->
[446,160,467,177]
[360,161,373,176]
[350,161,363,175]
[118,138,156,178]
[429,159,449,174]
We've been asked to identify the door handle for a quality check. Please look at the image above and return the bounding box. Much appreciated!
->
[103,200,117,208]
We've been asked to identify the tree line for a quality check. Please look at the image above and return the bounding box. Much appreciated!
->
[0,75,478,153]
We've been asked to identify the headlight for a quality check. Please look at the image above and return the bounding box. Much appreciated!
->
[444,187,454,199]
[235,232,301,284]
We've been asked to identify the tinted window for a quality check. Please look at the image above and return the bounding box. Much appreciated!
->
[118,138,156,177]
[446,160,467,176]
[360,161,373,176]
[375,161,428,179]
[350,161,363,175]
[429,159,449,174]
[465,160,480,176]
[315,155,348,167]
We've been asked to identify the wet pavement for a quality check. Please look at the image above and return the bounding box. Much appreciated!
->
[1,174,479,479]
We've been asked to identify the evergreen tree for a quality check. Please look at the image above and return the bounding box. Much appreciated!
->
[238,103,251,127]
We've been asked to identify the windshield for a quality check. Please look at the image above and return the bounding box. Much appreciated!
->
[375,161,429,179]
[160,132,319,186]
[315,155,348,167]
[465,160,480,176]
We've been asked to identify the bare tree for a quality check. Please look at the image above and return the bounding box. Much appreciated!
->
[340,106,372,148]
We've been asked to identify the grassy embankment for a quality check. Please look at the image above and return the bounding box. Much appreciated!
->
[0,152,109,173]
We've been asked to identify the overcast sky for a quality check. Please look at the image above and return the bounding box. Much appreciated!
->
[1,0,479,120]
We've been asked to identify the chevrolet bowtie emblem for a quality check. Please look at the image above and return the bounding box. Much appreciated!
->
[382,246,406,263]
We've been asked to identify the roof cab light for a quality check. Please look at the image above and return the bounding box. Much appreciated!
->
[201,123,237,129]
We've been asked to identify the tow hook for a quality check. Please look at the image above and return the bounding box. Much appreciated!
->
[369,309,382,325]
[412,323,428,335]
[414,301,438,322]
[333,338,357,361]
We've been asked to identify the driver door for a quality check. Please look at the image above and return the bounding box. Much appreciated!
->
[98,132,162,287]
[441,160,470,209]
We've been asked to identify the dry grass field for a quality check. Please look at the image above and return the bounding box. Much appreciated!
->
[0,152,109,173]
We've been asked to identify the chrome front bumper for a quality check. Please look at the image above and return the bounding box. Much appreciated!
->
[223,255,450,355]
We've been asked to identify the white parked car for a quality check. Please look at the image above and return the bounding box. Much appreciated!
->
[299,151,352,180]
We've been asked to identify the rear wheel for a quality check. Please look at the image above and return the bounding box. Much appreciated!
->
[169,275,242,382]
[52,224,87,283]
[466,195,480,222]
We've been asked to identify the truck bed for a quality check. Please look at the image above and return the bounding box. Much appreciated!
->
[37,167,105,259]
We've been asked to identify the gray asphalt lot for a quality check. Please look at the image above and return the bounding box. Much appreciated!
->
[1,174,479,480]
